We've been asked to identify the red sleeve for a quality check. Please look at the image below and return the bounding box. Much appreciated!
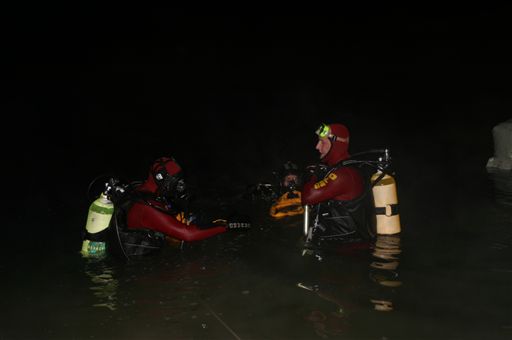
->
[301,167,364,205]
[127,202,227,242]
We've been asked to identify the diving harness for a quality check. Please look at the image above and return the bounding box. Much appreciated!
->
[303,148,401,245]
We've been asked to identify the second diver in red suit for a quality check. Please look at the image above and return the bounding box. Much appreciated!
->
[127,157,249,242]
[302,123,371,244]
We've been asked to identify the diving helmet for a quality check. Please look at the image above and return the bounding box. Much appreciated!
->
[150,157,190,207]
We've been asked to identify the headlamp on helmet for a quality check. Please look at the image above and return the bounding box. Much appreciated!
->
[315,123,332,138]
[315,123,348,143]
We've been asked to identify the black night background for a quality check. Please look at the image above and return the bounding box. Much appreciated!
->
[8,5,511,210]
[4,3,512,339]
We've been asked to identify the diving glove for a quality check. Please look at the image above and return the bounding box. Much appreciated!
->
[305,164,328,182]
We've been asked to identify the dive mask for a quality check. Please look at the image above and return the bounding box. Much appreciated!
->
[284,180,297,192]
[159,173,186,197]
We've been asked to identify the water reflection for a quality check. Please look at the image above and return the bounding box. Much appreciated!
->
[84,260,118,311]
[297,281,348,338]
[298,234,402,336]
[369,235,402,312]
[304,308,346,338]
[488,169,512,207]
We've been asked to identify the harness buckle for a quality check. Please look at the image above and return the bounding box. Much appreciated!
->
[385,204,392,217]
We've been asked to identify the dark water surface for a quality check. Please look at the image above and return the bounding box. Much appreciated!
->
[3,121,512,340]
[6,7,512,338]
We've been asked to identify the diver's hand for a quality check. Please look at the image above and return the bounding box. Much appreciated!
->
[303,165,318,183]
[305,164,328,181]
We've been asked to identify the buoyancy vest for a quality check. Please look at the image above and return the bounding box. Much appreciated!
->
[108,195,167,258]
[269,190,305,219]
[302,165,364,205]
[309,190,372,241]
[302,165,371,241]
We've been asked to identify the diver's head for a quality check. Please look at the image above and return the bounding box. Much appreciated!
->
[139,157,187,200]
[151,157,184,196]
[280,161,301,192]
[150,157,192,209]
[315,123,350,166]
[283,174,299,191]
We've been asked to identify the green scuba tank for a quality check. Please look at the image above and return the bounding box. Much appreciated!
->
[81,192,114,257]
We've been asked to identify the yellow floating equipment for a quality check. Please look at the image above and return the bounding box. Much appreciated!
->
[269,191,305,219]
[371,171,401,235]
[81,192,114,257]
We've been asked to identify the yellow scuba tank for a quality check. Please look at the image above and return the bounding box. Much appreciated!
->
[81,192,114,257]
[371,171,401,235]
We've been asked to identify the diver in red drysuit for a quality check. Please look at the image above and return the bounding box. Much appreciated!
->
[302,123,368,241]
[126,157,237,242]
[302,123,364,204]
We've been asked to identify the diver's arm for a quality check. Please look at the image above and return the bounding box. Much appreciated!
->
[302,177,335,205]
[127,202,228,242]
[301,168,349,205]
[168,222,227,242]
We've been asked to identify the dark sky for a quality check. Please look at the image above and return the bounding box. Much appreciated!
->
[6,4,512,197]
